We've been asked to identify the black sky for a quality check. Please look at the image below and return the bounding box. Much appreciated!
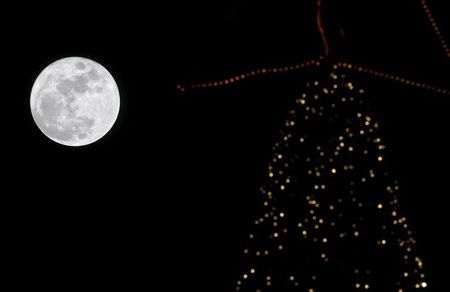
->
[2,0,449,290]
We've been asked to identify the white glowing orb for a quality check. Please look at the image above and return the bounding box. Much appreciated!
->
[30,57,120,146]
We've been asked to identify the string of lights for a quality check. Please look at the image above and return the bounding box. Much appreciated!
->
[334,62,450,96]
[420,0,450,58]
[176,58,323,93]
[316,0,330,57]
[177,60,450,96]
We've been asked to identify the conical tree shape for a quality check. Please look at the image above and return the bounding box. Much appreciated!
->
[234,70,428,291]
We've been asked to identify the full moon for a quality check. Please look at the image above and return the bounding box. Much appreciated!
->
[30,57,120,146]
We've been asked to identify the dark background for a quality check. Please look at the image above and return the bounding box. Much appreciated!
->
[2,0,449,290]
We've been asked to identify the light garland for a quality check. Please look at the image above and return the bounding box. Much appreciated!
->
[176,58,323,93]
[334,62,449,96]
[177,60,450,97]
[420,0,450,58]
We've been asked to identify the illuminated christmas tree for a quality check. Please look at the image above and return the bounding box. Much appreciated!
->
[177,1,449,290]
[233,70,429,291]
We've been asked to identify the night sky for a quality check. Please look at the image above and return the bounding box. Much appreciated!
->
[2,0,449,290]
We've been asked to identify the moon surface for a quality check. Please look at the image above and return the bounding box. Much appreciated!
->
[30,57,120,146]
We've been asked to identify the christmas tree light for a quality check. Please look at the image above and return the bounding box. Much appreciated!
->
[233,71,429,291]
